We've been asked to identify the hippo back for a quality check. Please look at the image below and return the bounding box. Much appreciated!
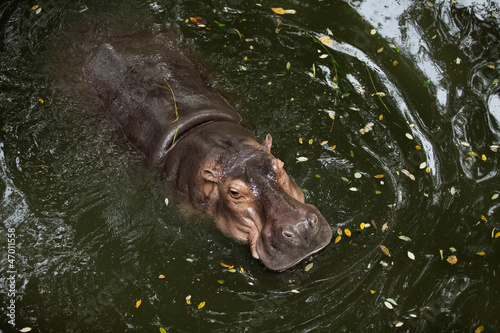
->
[83,31,242,166]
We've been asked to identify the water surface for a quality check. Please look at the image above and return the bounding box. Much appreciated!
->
[1,0,499,332]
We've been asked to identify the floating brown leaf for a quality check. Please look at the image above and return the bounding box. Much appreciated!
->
[379,245,391,257]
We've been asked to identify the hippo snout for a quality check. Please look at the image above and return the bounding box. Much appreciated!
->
[280,213,320,244]
[257,207,333,271]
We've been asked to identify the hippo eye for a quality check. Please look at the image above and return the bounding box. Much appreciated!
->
[229,189,242,199]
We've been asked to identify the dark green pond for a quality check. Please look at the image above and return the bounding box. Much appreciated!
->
[1,0,500,332]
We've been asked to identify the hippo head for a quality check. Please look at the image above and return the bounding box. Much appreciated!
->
[200,134,332,271]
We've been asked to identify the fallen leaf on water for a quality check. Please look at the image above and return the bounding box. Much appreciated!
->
[228,268,236,273]
[370,290,376,294]
[164,198,169,206]
[136,300,142,308]
[450,186,456,195]
[386,298,398,306]
[481,154,487,161]
[475,325,485,333]
[160,328,167,333]
[220,262,233,268]
[31,5,39,10]
[401,169,415,181]
[496,232,500,239]
[447,255,457,265]
[335,235,341,243]
[240,267,245,274]
[337,227,342,235]
[419,162,427,169]
[360,223,365,230]
[481,215,488,222]
[198,301,206,309]
[158,274,165,279]
[186,295,191,305]
[370,29,377,35]
[186,258,194,262]
[345,229,351,237]
[405,133,413,140]
[190,17,207,25]
[394,321,404,327]
[349,187,358,192]
[398,235,412,242]
[375,174,384,178]
[407,251,415,260]
[296,157,308,163]
[384,301,394,309]
[271,7,286,14]
[217,279,224,284]
[19,328,32,333]
[379,245,391,257]
[320,35,333,47]
[321,140,328,145]
[291,289,300,294]
[38,99,44,104]
[305,262,314,272]
[476,252,486,256]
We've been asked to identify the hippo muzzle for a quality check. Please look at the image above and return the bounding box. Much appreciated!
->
[248,169,333,271]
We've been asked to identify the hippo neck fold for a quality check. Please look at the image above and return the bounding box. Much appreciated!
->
[82,33,242,167]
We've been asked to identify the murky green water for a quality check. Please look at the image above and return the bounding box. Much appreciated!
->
[1,0,499,332]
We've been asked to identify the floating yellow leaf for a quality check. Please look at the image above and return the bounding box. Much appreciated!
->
[496,232,500,239]
[426,1,434,7]
[38,99,44,104]
[475,326,485,333]
[476,252,486,256]
[220,262,234,269]
[158,274,165,279]
[271,7,286,15]
[308,139,313,145]
[320,36,333,47]
[335,235,341,243]
[375,174,385,178]
[415,145,422,150]
[360,223,365,230]
[136,300,142,308]
[379,114,383,120]
[447,255,457,265]
[481,154,487,161]
[487,65,495,69]
[330,145,336,150]
[299,137,303,144]
[345,228,351,237]
[379,245,391,257]
[31,5,39,10]
[481,215,488,222]
[240,267,244,274]
[370,290,376,294]
[160,328,167,333]
[198,301,206,309]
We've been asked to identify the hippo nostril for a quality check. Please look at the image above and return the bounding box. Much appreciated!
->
[282,230,294,238]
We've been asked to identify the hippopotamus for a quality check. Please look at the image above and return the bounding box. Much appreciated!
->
[82,29,332,271]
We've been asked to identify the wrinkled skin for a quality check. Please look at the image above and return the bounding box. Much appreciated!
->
[80,27,332,270]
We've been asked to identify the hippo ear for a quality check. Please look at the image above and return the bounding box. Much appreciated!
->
[262,134,273,152]
[201,167,219,183]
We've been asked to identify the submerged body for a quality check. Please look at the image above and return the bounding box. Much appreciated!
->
[82,29,332,270]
